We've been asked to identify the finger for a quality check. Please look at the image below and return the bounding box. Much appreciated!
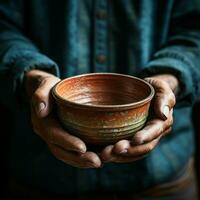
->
[100,145,114,162]
[145,78,176,120]
[101,142,150,163]
[132,110,173,145]
[106,110,173,154]
[46,116,87,153]
[112,140,130,154]
[48,144,101,168]
[31,76,60,118]
[109,136,161,162]
[118,136,161,158]
[32,113,87,153]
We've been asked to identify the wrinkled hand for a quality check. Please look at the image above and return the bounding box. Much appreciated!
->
[101,74,178,163]
[25,69,101,168]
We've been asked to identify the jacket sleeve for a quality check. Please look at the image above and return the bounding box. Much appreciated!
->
[0,1,59,108]
[142,0,200,107]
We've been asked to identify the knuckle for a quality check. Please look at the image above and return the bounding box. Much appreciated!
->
[155,79,169,91]
[42,76,50,82]
[33,90,47,102]
[146,78,164,90]
[38,76,50,86]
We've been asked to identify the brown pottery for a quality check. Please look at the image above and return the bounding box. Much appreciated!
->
[52,73,154,145]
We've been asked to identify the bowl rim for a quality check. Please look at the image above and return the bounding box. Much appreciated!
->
[52,73,155,111]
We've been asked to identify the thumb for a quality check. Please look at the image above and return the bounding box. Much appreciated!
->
[31,76,60,118]
[145,77,176,120]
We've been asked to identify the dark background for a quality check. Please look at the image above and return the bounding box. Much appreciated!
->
[1,102,200,197]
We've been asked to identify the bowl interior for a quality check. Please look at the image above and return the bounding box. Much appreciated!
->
[55,74,152,106]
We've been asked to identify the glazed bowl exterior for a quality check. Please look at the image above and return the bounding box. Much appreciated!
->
[52,73,154,145]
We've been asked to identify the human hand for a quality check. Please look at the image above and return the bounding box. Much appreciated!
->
[101,74,178,163]
[25,69,101,168]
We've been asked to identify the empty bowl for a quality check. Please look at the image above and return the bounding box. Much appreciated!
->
[52,73,154,145]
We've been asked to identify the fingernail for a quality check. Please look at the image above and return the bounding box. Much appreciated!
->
[36,102,45,115]
[162,105,169,119]
[119,149,128,154]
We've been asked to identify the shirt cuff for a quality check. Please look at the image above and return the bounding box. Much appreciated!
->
[141,57,193,107]
[9,50,60,107]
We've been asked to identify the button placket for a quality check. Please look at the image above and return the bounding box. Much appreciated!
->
[94,0,108,72]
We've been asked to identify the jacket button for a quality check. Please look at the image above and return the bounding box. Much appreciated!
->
[96,10,107,20]
[96,55,107,64]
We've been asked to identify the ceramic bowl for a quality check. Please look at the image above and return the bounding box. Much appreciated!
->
[52,73,154,145]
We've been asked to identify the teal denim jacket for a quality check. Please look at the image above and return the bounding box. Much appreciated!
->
[0,0,200,194]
